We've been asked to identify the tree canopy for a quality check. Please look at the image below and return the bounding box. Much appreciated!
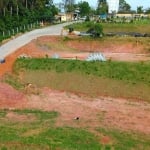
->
[96,0,108,14]
[119,0,131,13]
[78,1,91,17]
[0,0,58,33]
[137,6,144,14]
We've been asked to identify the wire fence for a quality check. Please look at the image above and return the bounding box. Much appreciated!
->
[0,21,41,42]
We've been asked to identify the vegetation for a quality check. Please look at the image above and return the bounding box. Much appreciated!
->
[96,127,150,150]
[3,73,24,90]
[0,108,150,149]
[14,58,150,85]
[66,22,104,37]
[78,1,91,17]
[96,0,133,14]
[13,58,150,101]
[0,109,101,150]
[0,0,58,42]
[101,22,150,33]
[66,21,150,34]
[119,0,131,13]
[96,0,108,15]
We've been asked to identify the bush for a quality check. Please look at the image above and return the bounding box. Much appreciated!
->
[85,16,90,21]
[87,23,103,37]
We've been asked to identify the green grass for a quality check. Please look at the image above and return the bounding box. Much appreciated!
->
[3,73,24,90]
[66,21,150,33]
[14,58,150,85]
[96,127,150,150]
[0,109,150,149]
[101,22,150,33]
[13,58,150,101]
[21,71,150,101]
[0,109,102,150]
[13,109,58,121]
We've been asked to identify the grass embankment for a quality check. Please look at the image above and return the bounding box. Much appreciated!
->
[0,109,150,150]
[13,58,150,102]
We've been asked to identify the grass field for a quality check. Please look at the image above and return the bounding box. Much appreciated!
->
[12,58,150,102]
[0,109,101,150]
[0,109,150,150]
[66,21,150,33]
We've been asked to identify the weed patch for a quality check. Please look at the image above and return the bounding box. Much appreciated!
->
[2,73,24,90]
[96,127,150,150]
[13,58,150,101]
[14,58,150,85]
[0,109,101,150]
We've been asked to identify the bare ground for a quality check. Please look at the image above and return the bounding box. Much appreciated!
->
[0,35,150,135]
[0,85,150,135]
[0,35,149,76]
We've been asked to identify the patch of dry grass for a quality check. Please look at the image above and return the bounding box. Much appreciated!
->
[21,71,150,102]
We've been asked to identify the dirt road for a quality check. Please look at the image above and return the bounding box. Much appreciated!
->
[0,22,70,58]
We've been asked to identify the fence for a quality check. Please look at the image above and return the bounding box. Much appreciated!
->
[0,21,40,43]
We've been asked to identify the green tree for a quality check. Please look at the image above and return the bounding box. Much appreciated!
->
[119,0,131,13]
[96,0,108,14]
[145,8,150,14]
[0,0,58,40]
[88,23,103,37]
[64,0,75,12]
[137,6,143,14]
[78,1,91,17]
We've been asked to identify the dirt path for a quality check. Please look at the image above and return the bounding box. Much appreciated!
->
[0,83,150,135]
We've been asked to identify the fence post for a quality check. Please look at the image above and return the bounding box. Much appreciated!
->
[8,30,10,36]
[28,24,30,30]
[12,29,14,35]
[3,31,5,37]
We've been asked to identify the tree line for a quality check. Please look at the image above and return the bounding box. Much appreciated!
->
[0,0,58,33]
[1,0,150,37]
[63,0,150,16]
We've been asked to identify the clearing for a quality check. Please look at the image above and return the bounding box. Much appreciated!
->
[0,35,150,149]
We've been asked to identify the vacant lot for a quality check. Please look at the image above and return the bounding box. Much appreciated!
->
[0,35,150,76]
[0,34,150,149]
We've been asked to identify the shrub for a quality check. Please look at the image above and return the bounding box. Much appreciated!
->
[87,23,103,37]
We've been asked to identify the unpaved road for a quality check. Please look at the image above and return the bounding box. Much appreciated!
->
[0,22,70,58]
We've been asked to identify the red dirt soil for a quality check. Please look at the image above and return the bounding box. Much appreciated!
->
[0,82,26,108]
[0,35,150,135]
[0,35,149,77]
[0,86,150,135]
